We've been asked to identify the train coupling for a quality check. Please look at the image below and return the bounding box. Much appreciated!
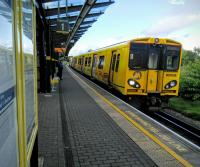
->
[147,96,162,112]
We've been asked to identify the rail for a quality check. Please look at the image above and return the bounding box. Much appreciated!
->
[154,111,200,146]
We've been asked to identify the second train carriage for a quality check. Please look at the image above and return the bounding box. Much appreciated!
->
[71,37,182,107]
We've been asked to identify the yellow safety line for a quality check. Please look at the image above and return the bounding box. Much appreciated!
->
[68,67,193,167]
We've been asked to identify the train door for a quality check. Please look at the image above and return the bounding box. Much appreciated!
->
[81,56,84,72]
[91,54,97,78]
[147,45,161,92]
[109,51,117,84]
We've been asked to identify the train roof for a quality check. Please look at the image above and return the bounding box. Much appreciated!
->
[73,37,181,57]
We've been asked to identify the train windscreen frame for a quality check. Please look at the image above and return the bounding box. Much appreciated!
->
[129,42,181,71]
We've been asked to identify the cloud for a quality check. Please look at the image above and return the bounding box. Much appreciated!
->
[181,34,200,50]
[164,31,200,50]
[169,0,185,5]
[69,36,130,56]
[142,13,200,36]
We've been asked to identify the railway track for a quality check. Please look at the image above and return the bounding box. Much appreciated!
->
[153,110,200,146]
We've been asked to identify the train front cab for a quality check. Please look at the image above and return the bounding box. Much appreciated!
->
[125,38,182,105]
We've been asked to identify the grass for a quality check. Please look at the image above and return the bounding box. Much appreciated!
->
[169,97,200,120]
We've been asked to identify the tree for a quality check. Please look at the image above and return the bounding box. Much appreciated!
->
[182,49,198,66]
[180,47,200,100]
[194,47,200,57]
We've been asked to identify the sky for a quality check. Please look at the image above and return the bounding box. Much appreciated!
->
[69,0,200,56]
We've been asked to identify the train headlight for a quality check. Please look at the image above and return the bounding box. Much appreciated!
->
[128,80,135,86]
[128,79,141,88]
[135,84,140,88]
[170,81,176,87]
[165,80,177,89]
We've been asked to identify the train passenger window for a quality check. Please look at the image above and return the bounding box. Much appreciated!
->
[88,57,91,66]
[112,54,116,70]
[115,54,120,72]
[85,58,88,66]
[129,43,147,69]
[165,46,180,70]
[98,56,105,69]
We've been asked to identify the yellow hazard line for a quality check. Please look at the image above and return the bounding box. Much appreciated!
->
[68,67,193,167]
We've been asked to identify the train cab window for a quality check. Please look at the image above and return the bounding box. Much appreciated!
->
[85,58,88,66]
[98,56,105,69]
[88,57,91,66]
[165,46,180,70]
[129,43,147,69]
[115,54,120,72]
[148,45,161,69]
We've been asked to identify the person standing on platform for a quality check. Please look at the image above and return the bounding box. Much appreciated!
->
[57,61,63,80]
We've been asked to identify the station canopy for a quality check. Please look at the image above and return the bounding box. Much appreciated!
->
[42,0,114,50]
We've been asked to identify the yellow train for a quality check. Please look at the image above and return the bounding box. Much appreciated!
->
[71,37,182,107]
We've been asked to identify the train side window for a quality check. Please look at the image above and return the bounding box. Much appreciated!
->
[112,54,116,70]
[85,58,88,66]
[98,56,105,69]
[115,54,120,72]
[88,57,91,66]
[81,58,84,65]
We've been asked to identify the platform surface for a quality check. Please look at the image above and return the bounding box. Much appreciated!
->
[60,69,156,167]
[38,90,65,167]
[38,66,200,167]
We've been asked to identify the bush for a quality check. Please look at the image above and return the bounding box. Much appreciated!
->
[180,48,200,100]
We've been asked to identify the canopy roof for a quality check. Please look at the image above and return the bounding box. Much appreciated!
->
[42,0,114,49]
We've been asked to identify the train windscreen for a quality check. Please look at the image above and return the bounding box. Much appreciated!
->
[129,43,147,69]
[164,45,180,71]
[129,43,181,71]
[148,45,162,69]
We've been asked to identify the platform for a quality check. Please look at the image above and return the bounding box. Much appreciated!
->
[38,66,200,167]
[38,90,65,167]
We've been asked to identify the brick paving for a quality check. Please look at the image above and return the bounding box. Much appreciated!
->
[38,90,65,167]
[60,69,156,167]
